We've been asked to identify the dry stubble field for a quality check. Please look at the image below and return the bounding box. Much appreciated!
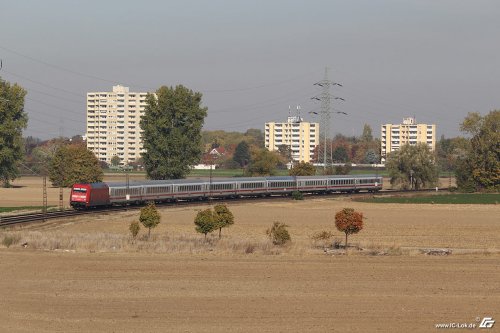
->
[0,177,499,332]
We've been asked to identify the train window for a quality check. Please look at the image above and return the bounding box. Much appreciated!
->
[211,184,231,190]
[73,187,87,193]
[244,182,263,189]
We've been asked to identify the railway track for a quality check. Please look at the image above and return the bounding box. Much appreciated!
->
[0,187,448,228]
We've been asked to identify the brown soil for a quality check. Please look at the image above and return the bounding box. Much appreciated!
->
[1,251,498,333]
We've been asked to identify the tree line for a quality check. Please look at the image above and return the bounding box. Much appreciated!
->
[1,76,498,192]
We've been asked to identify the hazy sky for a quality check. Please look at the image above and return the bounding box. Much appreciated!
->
[1,0,499,140]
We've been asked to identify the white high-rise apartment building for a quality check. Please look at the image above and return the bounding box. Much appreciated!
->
[380,117,436,163]
[86,85,148,165]
[265,116,319,163]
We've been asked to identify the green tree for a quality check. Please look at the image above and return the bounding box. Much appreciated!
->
[24,136,42,156]
[363,149,379,164]
[435,135,469,173]
[247,148,282,176]
[213,204,235,238]
[266,222,291,246]
[332,146,348,163]
[0,79,28,187]
[194,208,216,240]
[386,143,438,190]
[277,144,292,164]
[244,128,265,148]
[233,141,251,167]
[110,155,121,167]
[361,124,373,142]
[335,208,364,249]
[289,161,316,176]
[141,85,207,179]
[457,111,500,191]
[139,203,161,239]
[334,164,352,175]
[49,143,103,187]
[454,158,476,192]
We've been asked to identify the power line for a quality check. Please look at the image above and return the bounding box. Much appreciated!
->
[0,44,322,94]
[0,45,143,88]
[202,70,320,93]
[2,69,85,98]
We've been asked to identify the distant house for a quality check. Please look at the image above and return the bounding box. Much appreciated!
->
[209,147,226,156]
[197,147,226,169]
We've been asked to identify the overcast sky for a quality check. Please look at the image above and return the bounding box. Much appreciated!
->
[1,0,499,140]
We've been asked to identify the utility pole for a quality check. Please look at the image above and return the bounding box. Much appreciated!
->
[126,169,130,208]
[59,187,63,211]
[312,67,343,172]
[43,176,48,221]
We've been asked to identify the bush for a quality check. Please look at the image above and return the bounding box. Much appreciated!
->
[139,203,161,239]
[213,204,235,238]
[194,208,217,240]
[335,208,364,249]
[129,221,140,240]
[289,162,316,176]
[291,191,304,200]
[266,222,291,246]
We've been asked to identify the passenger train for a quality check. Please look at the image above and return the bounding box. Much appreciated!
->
[70,175,383,209]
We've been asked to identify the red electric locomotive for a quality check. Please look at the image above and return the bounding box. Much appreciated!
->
[70,183,110,209]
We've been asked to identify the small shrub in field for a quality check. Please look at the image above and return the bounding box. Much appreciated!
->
[194,208,217,240]
[291,191,304,200]
[266,222,291,246]
[139,203,161,239]
[213,204,235,238]
[2,234,21,248]
[129,221,140,240]
[335,207,364,249]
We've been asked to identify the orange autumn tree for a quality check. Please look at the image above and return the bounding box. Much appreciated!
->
[335,208,364,249]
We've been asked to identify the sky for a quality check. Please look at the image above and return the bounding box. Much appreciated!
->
[1,0,499,140]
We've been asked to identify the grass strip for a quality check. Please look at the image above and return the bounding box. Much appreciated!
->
[356,193,500,204]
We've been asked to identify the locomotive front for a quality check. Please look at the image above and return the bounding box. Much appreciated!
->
[70,184,91,209]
